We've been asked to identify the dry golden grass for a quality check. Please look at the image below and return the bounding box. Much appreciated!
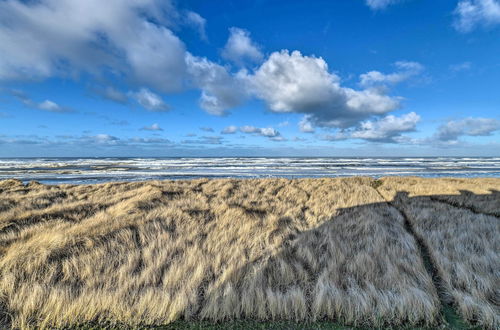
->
[0,177,498,329]
[377,177,500,329]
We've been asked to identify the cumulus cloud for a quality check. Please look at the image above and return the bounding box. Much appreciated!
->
[0,0,423,143]
[185,53,247,115]
[260,127,280,137]
[299,116,315,133]
[222,27,263,66]
[199,127,214,132]
[141,123,163,131]
[0,0,187,92]
[350,112,420,142]
[185,11,207,40]
[359,61,424,87]
[366,0,402,10]
[0,0,254,116]
[131,88,169,111]
[317,112,419,143]
[221,125,238,134]
[435,117,500,142]
[249,50,400,128]
[239,125,281,138]
[453,0,500,32]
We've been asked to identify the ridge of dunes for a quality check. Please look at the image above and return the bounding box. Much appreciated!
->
[0,177,498,329]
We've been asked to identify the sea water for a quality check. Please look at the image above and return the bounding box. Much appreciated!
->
[1,157,499,184]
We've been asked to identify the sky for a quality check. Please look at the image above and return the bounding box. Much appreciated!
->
[0,0,499,157]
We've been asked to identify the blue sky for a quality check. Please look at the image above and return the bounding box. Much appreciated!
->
[0,0,499,157]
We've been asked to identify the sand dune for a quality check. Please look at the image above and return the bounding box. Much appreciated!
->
[0,177,498,329]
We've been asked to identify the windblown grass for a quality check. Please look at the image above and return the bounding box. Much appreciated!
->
[0,177,497,329]
[377,177,500,329]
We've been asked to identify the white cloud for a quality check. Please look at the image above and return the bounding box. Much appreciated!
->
[366,0,402,10]
[0,0,187,92]
[0,0,416,137]
[299,116,315,133]
[435,117,500,141]
[10,90,72,112]
[141,123,163,131]
[92,134,120,144]
[240,125,261,134]
[185,11,207,41]
[0,0,251,115]
[131,88,169,111]
[351,112,420,142]
[200,127,214,132]
[359,61,424,87]
[453,0,500,32]
[449,61,473,72]
[239,125,281,138]
[185,53,247,115]
[38,100,64,112]
[249,50,400,129]
[260,127,280,137]
[221,125,238,134]
[221,27,263,66]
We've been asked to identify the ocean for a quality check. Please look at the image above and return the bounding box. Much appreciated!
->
[1,157,499,185]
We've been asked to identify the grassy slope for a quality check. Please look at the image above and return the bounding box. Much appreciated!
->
[0,177,498,329]
[376,177,500,329]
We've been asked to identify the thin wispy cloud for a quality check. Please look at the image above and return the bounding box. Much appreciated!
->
[449,61,473,72]
[10,90,73,113]
[141,123,164,131]
[366,0,403,10]
[94,86,129,104]
[434,117,500,142]
[359,61,425,87]
[185,11,208,41]
[221,27,264,66]
[131,88,169,112]
[221,126,238,134]
[453,0,500,32]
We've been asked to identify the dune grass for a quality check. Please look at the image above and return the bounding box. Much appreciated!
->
[376,177,500,329]
[0,177,498,329]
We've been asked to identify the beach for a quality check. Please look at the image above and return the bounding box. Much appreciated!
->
[0,176,498,329]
